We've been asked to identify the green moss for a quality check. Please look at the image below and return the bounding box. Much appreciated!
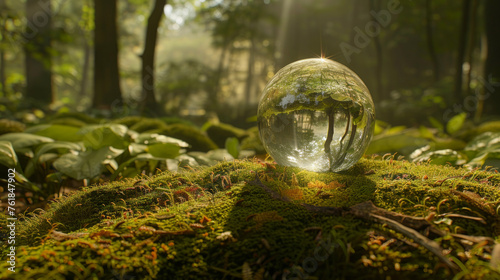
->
[48,112,100,125]
[129,118,169,133]
[240,126,265,154]
[160,117,195,127]
[204,122,249,148]
[112,116,146,128]
[0,119,25,135]
[49,117,88,127]
[151,124,218,152]
[1,158,500,279]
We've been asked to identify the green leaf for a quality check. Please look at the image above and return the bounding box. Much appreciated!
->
[225,137,240,159]
[146,143,181,158]
[136,133,189,147]
[34,142,83,158]
[419,126,434,140]
[0,133,53,151]
[53,147,124,180]
[110,154,173,180]
[446,113,466,135]
[0,141,18,168]
[366,132,429,155]
[412,149,465,166]
[82,125,129,149]
[129,143,148,156]
[24,142,84,178]
[25,124,82,141]
[428,116,444,132]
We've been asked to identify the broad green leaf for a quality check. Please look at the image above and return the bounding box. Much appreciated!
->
[0,133,53,151]
[187,151,216,166]
[78,124,128,136]
[206,149,235,161]
[366,133,429,155]
[412,149,465,166]
[225,137,240,159]
[82,125,129,149]
[136,133,189,147]
[446,113,466,135]
[34,142,83,157]
[428,116,444,132]
[38,153,59,164]
[146,143,181,158]
[463,132,500,159]
[419,126,434,140]
[110,153,172,180]
[53,147,124,180]
[0,141,18,168]
[385,126,406,135]
[24,141,84,178]
[25,124,82,141]
[129,143,148,156]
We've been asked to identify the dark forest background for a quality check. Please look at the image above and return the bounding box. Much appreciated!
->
[1,0,499,127]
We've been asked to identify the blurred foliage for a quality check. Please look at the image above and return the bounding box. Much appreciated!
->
[367,114,500,169]
[0,114,257,210]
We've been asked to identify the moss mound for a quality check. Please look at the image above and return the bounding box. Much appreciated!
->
[48,112,100,125]
[129,119,169,133]
[0,119,25,135]
[205,122,249,148]
[152,124,218,152]
[1,158,500,279]
[240,126,265,155]
[160,117,195,127]
[112,116,146,128]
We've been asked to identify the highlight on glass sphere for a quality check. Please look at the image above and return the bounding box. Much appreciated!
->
[257,58,375,172]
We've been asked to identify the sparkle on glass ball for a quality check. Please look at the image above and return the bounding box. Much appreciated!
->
[257,58,375,172]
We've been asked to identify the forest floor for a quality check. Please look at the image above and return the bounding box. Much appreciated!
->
[1,157,500,279]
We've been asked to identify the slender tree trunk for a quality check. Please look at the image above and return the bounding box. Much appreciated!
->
[79,38,91,99]
[483,0,500,116]
[275,0,292,68]
[93,0,122,110]
[464,0,479,98]
[425,0,439,82]
[208,40,229,114]
[453,0,472,103]
[140,0,167,116]
[24,0,53,107]
[370,0,383,100]
[244,37,256,116]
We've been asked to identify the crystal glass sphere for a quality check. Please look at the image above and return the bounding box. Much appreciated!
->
[257,58,375,172]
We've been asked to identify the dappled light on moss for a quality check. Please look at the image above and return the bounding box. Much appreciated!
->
[1,158,500,279]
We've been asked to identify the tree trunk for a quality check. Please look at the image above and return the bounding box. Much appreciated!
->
[275,0,292,69]
[207,41,229,114]
[483,0,500,116]
[244,37,256,116]
[464,0,479,99]
[453,0,472,103]
[140,0,167,116]
[79,38,91,100]
[370,0,383,100]
[24,0,53,107]
[93,0,122,110]
[425,0,439,82]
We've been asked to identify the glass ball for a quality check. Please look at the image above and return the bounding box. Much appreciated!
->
[257,58,375,172]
